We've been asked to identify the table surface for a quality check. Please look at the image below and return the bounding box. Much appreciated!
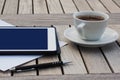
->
[1,0,120,80]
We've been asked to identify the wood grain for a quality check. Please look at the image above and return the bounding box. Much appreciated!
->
[100,0,120,13]
[113,0,120,7]
[19,0,33,14]
[60,0,77,13]
[87,0,108,13]
[55,25,87,74]
[33,0,48,14]
[1,74,120,80]
[73,0,91,11]
[0,0,5,14]
[46,0,63,14]
[1,13,120,25]
[3,0,18,14]
[80,47,111,73]
[0,71,10,77]
[101,42,120,73]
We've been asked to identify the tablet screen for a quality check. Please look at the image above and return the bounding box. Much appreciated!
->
[0,29,48,50]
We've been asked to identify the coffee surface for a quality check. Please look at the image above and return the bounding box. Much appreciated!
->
[77,15,104,21]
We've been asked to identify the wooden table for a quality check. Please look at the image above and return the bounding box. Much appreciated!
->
[0,0,120,80]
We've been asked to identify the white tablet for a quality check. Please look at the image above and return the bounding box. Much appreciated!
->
[0,27,59,55]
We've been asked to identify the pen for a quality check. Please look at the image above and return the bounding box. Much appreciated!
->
[9,61,71,72]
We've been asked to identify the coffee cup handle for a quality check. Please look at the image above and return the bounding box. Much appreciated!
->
[77,23,86,30]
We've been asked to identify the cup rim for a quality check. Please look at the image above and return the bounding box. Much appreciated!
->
[73,11,109,23]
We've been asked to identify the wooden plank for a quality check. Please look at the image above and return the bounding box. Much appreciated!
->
[0,0,5,14]
[1,74,120,80]
[33,0,48,14]
[0,71,10,77]
[38,56,62,75]
[55,25,87,74]
[100,0,120,13]
[73,0,91,11]
[60,0,77,13]
[2,0,18,14]
[101,42,120,73]
[87,0,108,13]
[80,47,111,73]
[113,0,120,7]
[19,0,33,14]
[18,0,33,25]
[1,13,120,25]
[46,0,63,14]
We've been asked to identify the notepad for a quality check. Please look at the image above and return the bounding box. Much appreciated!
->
[0,20,14,26]
[0,55,41,71]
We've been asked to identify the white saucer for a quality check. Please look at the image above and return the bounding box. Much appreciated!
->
[64,27,119,47]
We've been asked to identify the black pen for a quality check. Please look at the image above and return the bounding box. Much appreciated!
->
[9,61,71,72]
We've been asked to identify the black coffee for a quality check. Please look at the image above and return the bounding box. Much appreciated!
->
[77,15,104,21]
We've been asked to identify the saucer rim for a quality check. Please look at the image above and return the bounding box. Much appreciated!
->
[64,27,119,47]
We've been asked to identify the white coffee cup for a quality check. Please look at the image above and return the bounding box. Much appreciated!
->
[73,11,109,41]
